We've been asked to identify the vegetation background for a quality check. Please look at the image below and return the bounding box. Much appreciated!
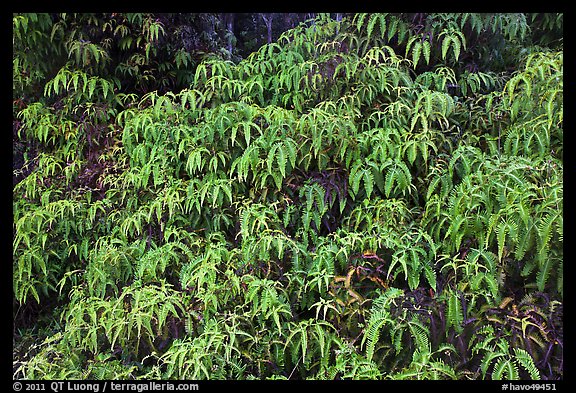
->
[13,12,562,380]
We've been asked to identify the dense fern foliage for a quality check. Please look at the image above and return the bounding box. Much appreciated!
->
[13,13,562,380]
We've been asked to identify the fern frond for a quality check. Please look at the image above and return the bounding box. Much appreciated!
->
[408,316,430,353]
[363,309,390,362]
[492,357,519,380]
[446,290,464,334]
[513,348,540,380]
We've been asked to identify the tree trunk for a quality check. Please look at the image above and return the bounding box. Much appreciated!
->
[222,13,235,55]
[261,13,274,44]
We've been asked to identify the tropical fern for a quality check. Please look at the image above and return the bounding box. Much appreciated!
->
[471,325,541,380]
[362,287,404,361]
[13,12,563,381]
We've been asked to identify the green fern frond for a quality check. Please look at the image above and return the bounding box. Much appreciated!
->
[446,290,464,334]
[492,357,519,380]
[513,348,540,380]
[363,309,390,362]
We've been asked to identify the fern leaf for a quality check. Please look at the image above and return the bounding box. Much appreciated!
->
[363,169,374,199]
[445,214,467,251]
[537,213,556,257]
[378,14,387,40]
[369,163,385,195]
[422,262,437,292]
[492,358,518,380]
[422,40,431,65]
[367,14,378,41]
[405,141,417,164]
[350,163,363,197]
[274,144,287,179]
[441,36,451,61]
[495,219,510,261]
[513,348,540,380]
[384,166,396,198]
[355,13,368,32]
[480,349,501,378]
[408,317,429,352]
[388,252,409,283]
[447,290,464,333]
[266,143,278,175]
[364,310,389,361]
[387,17,398,41]
[452,36,461,61]
[412,40,422,69]
[536,257,554,292]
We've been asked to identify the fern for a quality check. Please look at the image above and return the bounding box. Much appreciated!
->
[364,308,391,362]
[243,276,292,331]
[362,287,403,361]
[390,344,459,380]
[513,348,541,380]
[13,12,563,380]
[158,317,244,379]
[446,290,464,334]
[471,323,544,380]
[492,357,519,380]
[283,319,338,373]
[382,158,413,198]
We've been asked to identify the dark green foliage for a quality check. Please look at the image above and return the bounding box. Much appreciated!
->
[13,12,562,380]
